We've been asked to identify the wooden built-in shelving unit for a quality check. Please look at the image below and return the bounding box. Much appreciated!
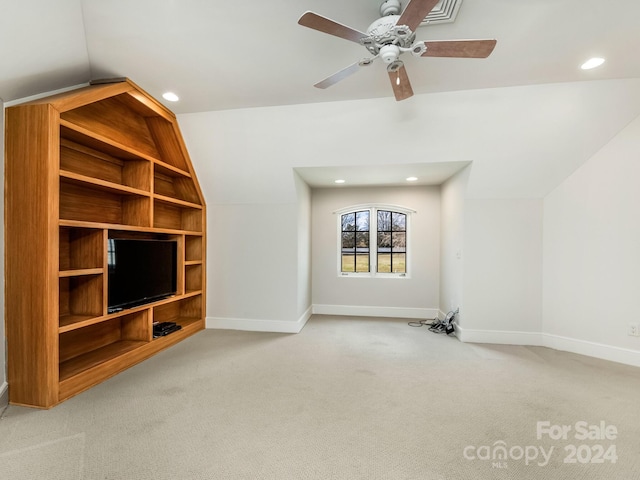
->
[5,79,206,408]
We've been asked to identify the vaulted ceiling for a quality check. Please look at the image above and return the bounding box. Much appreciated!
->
[1,0,639,113]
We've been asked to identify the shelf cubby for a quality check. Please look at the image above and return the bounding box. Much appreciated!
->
[60,138,151,192]
[185,264,203,293]
[153,198,203,232]
[59,274,104,321]
[59,310,150,379]
[153,295,203,330]
[185,235,203,263]
[59,227,105,272]
[60,179,152,227]
[154,165,201,205]
[60,94,162,159]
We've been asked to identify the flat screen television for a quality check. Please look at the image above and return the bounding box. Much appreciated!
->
[107,238,177,313]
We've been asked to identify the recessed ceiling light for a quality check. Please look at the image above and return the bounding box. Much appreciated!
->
[334,179,346,184]
[406,176,418,182]
[581,57,605,70]
[162,92,180,102]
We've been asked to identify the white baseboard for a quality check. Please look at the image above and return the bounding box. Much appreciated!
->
[455,324,543,346]
[454,325,640,368]
[206,307,312,334]
[542,333,640,368]
[0,382,8,412]
[312,304,438,320]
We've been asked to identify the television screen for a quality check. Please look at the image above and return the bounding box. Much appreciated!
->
[107,238,177,313]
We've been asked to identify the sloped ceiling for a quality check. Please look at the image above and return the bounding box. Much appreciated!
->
[2,0,640,113]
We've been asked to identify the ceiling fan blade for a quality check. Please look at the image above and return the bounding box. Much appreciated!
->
[388,64,413,101]
[298,11,367,44]
[422,39,497,58]
[396,0,440,32]
[314,61,362,89]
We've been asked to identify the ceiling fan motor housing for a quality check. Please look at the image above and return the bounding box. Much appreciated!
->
[363,15,417,56]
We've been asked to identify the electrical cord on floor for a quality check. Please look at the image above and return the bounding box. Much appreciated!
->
[407,319,435,327]
[409,309,458,335]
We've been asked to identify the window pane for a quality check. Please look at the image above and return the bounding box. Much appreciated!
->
[342,213,355,231]
[392,253,406,273]
[356,211,370,231]
[392,213,406,231]
[378,253,391,273]
[392,232,406,252]
[342,232,355,249]
[342,254,355,272]
[377,232,391,249]
[356,254,370,272]
[356,232,369,250]
[378,210,391,231]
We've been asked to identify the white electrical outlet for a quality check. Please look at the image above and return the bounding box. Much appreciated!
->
[628,323,640,337]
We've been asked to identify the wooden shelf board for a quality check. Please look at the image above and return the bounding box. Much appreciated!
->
[59,268,104,278]
[180,290,203,300]
[59,314,102,331]
[60,170,151,197]
[59,340,145,382]
[154,194,203,210]
[59,219,203,236]
[184,260,202,266]
[153,160,191,179]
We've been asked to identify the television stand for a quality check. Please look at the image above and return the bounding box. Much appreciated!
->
[5,79,207,408]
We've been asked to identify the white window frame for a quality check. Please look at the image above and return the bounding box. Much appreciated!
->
[334,204,415,278]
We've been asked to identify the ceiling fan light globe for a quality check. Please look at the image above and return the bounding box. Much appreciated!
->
[387,60,403,72]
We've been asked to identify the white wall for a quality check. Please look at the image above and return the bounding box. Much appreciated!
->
[439,166,469,317]
[177,79,640,335]
[295,172,312,319]
[311,186,440,318]
[461,198,543,342]
[543,114,640,364]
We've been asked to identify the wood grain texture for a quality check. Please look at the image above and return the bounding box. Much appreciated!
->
[6,80,206,408]
[58,318,202,401]
[61,96,160,159]
[185,236,203,262]
[185,264,203,292]
[145,117,189,171]
[59,228,104,271]
[298,11,367,43]
[22,82,133,113]
[5,104,60,407]
[388,64,414,101]
[422,39,497,58]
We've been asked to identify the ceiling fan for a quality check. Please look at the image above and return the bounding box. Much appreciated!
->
[298,0,497,101]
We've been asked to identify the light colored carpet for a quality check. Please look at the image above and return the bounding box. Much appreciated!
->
[1,315,639,479]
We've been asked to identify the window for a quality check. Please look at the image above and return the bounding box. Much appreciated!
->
[341,211,370,273]
[376,210,406,273]
[338,205,412,277]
